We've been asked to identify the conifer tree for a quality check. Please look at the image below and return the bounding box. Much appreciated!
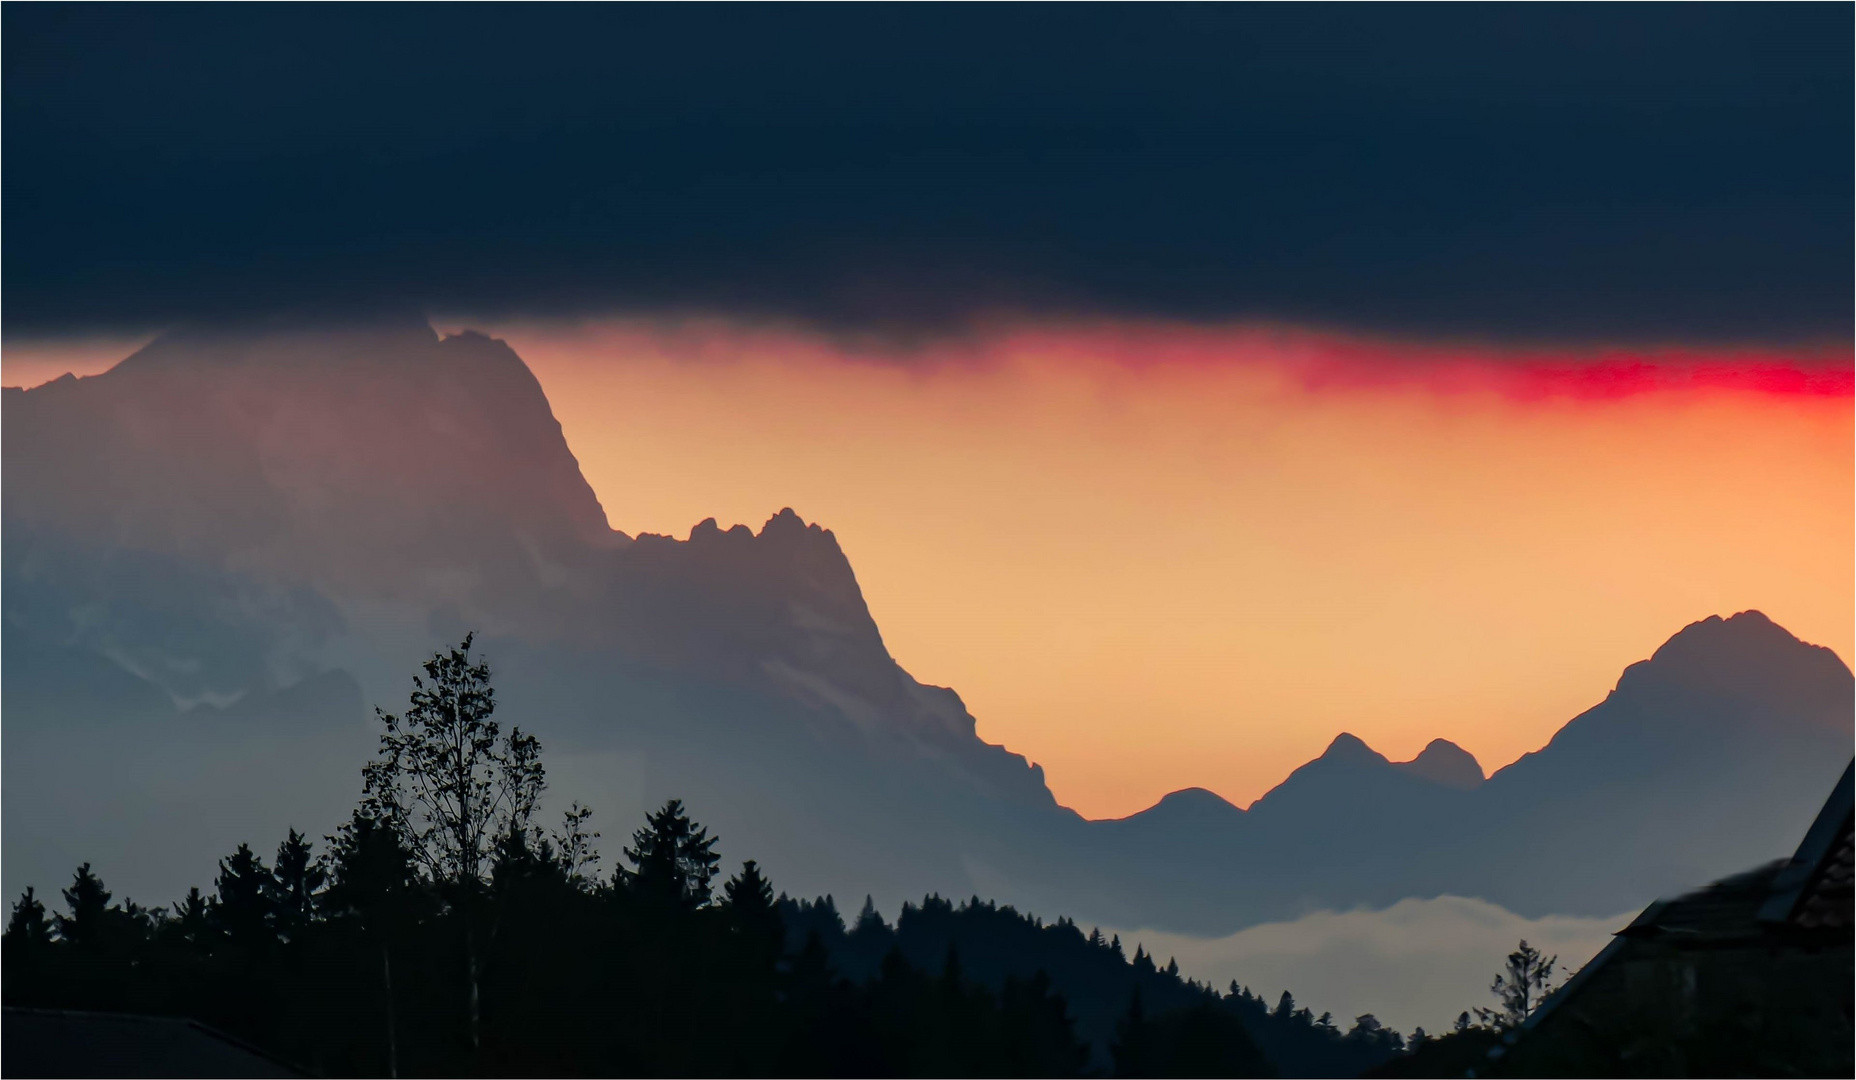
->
[722,860,782,957]
[211,843,276,952]
[271,828,325,944]
[854,894,885,934]
[1111,987,1154,1078]
[621,798,720,909]
[1474,939,1558,1029]
[169,887,211,948]
[57,864,112,949]
[324,810,421,1077]
[6,887,53,946]
[1274,990,1296,1021]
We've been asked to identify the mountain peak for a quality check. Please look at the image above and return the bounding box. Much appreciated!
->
[5,319,619,618]
[1155,787,1242,813]
[1393,738,1484,790]
[114,312,439,377]
[1320,732,1388,765]
[1111,786,1245,827]
[1608,610,1852,726]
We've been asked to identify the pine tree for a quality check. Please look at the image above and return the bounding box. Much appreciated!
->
[323,811,419,925]
[6,887,53,946]
[57,863,112,949]
[1474,939,1558,1029]
[1111,987,1154,1078]
[1347,1013,1404,1052]
[271,828,325,944]
[211,843,276,952]
[854,894,885,934]
[169,887,211,948]
[722,860,782,952]
[621,798,720,909]
[323,810,420,1077]
[1273,990,1296,1021]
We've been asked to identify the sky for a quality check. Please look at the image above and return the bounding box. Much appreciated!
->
[13,318,1848,819]
[4,7,1851,818]
[479,318,1852,817]
[4,6,1850,341]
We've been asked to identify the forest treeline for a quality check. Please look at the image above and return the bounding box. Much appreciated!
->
[0,637,1501,1077]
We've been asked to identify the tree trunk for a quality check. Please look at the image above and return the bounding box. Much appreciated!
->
[467,925,482,1053]
[383,943,400,1079]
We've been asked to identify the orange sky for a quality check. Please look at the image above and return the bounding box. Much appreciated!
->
[8,322,1851,819]
[467,319,1853,818]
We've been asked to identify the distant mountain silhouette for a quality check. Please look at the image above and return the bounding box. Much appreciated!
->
[1393,739,1483,790]
[5,319,1848,935]
[1068,610,1852,931]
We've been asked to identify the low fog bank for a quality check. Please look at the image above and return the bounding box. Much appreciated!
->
[1108,895,1633,1035]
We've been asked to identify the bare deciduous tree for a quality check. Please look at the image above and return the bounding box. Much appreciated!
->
[362,633,545,1051]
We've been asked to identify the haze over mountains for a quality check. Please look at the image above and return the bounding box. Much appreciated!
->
[4,318,1849,939]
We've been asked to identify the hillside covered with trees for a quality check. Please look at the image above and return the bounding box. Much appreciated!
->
[2,637,1442,1077]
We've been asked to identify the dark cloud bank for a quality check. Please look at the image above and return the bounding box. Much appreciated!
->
[5,5,1850,345]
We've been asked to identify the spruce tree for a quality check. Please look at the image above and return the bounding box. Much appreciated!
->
[324,810,421,1077]
[1111,987,1154,1078]
[621,798,720,909]
[271,828,325,944]
[211,843,276,952]
[6,887,53,946]
[169,887,211,949]
[57,864,112,949]
[1474,939,1558,1029]
[722,860,782,953]
[854,894,885,934]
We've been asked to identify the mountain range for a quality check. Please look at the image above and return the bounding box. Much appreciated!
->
[5,317,1849,935]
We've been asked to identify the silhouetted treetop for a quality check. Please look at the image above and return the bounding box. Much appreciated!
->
[622,798,720,910]
[362,633,545,890]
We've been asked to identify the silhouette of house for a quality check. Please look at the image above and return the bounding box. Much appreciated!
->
[2,1007,310,1078]
[1489,760,1854,1077]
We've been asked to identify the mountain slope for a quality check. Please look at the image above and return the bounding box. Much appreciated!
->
[1057,611,1853,932]
[2,319,1071,912]
[4,319,1847,937]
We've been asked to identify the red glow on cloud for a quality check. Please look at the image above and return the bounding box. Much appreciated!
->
[1288,343,1854,402]
[957,321,1855,402]
[492,312,1853,817]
